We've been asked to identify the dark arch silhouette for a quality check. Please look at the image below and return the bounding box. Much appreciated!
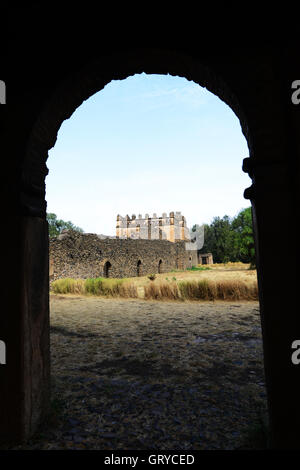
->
[18,56,255,444]
[137,260,142,277]
[158,259,163,274]
[4,41,297,449]
[103,261,111,278]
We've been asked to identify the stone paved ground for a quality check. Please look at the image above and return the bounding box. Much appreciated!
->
[6,295,268,450]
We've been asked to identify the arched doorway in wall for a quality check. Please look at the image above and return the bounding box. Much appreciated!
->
[137,260,142,277]
[103,261,111,278]
[158,259,162,273]
[19,49,272,449]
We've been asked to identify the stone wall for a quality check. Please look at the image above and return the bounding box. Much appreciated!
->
[49,230,198,280]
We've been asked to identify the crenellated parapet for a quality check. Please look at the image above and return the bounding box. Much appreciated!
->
[116,211,190,242]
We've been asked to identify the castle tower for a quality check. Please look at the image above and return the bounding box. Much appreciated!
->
[169,211,175,242]
[116,212,190,242]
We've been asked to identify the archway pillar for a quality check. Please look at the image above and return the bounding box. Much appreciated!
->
[0,215,50,443]
[244,156,300,449]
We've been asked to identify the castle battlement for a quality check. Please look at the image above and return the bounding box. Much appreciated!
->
[116,211,190,242]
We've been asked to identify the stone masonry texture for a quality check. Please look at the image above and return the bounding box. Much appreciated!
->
[49,230,198,280]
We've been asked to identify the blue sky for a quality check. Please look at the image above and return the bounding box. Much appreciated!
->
[46,73,251,235]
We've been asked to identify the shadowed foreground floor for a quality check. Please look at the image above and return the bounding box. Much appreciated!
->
[6,295,268,450]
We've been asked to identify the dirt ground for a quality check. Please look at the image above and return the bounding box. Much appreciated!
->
[6,293,268,450]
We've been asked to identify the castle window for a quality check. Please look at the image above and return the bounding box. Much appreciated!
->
[104,261,111,278]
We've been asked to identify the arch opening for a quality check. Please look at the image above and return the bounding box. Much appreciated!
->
[19,49,269,450]
[22,48,253,215]
[103,261,111,278]
[137,260,142,277]
[158,259,163,274]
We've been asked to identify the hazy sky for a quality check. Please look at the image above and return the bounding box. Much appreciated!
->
[46,73,251,235]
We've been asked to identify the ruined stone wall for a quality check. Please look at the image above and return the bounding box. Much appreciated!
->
[49,231,196,280]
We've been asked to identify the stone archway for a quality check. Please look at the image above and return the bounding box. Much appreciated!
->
[2,45,299,449]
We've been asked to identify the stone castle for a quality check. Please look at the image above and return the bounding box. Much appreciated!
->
[49,211,213,280]
[116,211,190,242]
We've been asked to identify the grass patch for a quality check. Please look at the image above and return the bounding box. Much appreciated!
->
[144,279,258,301]
[179,279,258,301]
[178,279,216,300]
[51,271,258,302]
[209,262,251,270]
[144,281,181,301]
[51,278,85,295]
[186,265,211,271]
[51,277,138,298]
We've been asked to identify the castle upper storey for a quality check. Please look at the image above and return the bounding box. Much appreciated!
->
[116,211,190,242]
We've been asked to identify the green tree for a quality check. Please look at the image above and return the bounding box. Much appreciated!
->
[196,207,256,265]
[196,216,236,263]
[47,213,84,238]
[198,223,215,256]
[231,207,256,267]
[212,215,238,263]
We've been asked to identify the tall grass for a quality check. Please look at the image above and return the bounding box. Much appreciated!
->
[179,279,258,300]
[51,277,258,301]
[51,278,85,295]
[144,279,258,301]
[51,277,138,298]
[144,281,180,301]
[178,279,216,300]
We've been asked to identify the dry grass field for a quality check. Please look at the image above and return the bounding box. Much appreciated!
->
[51,263,258,302]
